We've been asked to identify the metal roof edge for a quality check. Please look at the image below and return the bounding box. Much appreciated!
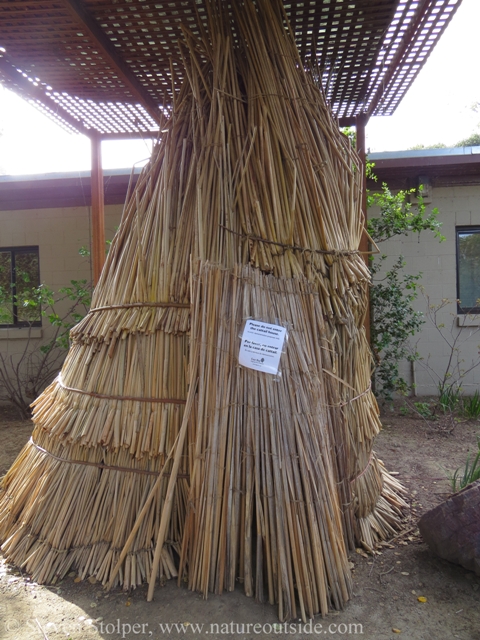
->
[367,146,480,189]
[0,166,144,184]
[369,146,480,161]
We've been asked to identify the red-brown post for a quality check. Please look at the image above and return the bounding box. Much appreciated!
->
[90,134,106,285]
[355,113,370,342]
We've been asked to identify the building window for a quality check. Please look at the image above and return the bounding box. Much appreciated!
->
[0,247,41,327]
[456,227,480,314]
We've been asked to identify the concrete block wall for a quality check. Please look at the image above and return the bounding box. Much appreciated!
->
[372,185,480,396]
[1,178,479,400]
[0,204,123,368]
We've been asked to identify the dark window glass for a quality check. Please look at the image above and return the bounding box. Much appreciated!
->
[0,251,14,324]
[0,247,41,327]
[457,228,480,314]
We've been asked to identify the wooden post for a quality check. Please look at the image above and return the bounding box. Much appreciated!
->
[91,134,105,285]
[355,113,370,342]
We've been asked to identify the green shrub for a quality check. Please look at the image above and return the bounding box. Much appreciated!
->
[461,390,480,420]
[413,401,433,419]
[438,385,461,414]
[450,439,480,492]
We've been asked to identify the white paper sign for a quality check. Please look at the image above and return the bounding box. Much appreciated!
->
[238,320,287,375]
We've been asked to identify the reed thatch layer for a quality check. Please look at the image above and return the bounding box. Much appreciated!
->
[0,55,198,593]
[0,0,408,621]
[32,331,189,454]
[0,428,191,588]
[179,261,407,621]
[183,262,354,621]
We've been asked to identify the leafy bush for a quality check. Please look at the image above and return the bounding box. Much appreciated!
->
[367,184,443,244]
[438,384,461,414]
[368,179,444,401]
[461,391,480,420]
[370,256,424,400]
[413,401,433,419]
[0,279,91,418]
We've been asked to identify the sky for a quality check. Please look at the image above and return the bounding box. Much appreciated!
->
[366,0,480,153]
[0,0,479,176]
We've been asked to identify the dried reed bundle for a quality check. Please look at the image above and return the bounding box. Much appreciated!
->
[0,76,199,588]
[171,0,407,565]
[0,0,408,621]
[181,262,355,621]
[0,431,187,587]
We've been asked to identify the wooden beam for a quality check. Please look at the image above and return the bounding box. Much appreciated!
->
[99,131,158,141]
[91,134,106,285]
[0,56,93,137]
[365,0,431,118]
[338,116,357,128]
[61,0,161,125]
[355,113,370,343]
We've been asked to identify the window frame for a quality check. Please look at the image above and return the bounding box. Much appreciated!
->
[0,246,42,328]
[456,226,480,315]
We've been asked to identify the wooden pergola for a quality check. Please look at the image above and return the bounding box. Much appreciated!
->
[0,0,462,282]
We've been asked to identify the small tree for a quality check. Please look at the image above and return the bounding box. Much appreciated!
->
[0,278,91,418]
[454,100,480,147]
[408,143,447,150]
[416,293,480,400]
[367,177,445,401]
[454,132,480,147]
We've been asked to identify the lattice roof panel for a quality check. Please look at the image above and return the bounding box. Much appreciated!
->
[0,0,462,138]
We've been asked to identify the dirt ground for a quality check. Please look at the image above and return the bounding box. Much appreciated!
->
[0,401,479,640]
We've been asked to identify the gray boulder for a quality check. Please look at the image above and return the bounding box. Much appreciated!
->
[418,480,480,576]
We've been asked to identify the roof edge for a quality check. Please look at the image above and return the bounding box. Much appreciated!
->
[369,146,480,161]
[0,166,144,184]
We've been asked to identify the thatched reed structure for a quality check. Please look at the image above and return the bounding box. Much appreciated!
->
[0,0,407,621]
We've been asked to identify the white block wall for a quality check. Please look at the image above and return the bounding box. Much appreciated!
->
[1,184,479,399]
[372,185,480,396]
[0,204,123,362]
